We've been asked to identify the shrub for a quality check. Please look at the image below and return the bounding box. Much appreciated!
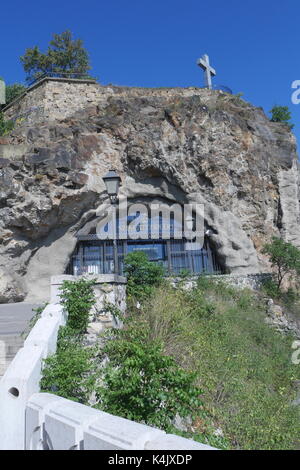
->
[41,341,97,402]
[5,83,26,105]
[262,237,300,289]
[126,282,300,449]
[261,278,281,298]
[123,251,164,300]
[41,279,98,403]
[96,312,202,430]
[0,112,14,136]
[59,278,96,333]
[270,105,294,129]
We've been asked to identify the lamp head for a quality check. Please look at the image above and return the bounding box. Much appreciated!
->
[102,169,121,203]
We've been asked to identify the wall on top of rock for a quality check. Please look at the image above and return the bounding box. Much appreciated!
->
[3,78,102,124]
[0,78,299,303]
[3,78,213,123]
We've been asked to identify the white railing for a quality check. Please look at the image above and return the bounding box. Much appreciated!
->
[0,304,66,450]
[0,301,216,450]
[26,393,215,450]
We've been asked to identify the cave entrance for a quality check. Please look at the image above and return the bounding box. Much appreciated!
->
[66,206,224,276]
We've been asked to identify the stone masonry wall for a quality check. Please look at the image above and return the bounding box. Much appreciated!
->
[172,273,272,291]
[3,78,217,123]
[51,274,127,335]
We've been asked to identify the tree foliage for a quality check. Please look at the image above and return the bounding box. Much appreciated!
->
[270,105,294,129]
[41,279,98,402]
[20,30,92,83]
[0,78,25,108]
[41,340,97,402]
[6,83,26,105]
[123,251,164,300]
[59,278,96,333]
[262,237,300,289]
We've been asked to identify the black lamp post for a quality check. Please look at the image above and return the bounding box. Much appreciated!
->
[102,169,121,275]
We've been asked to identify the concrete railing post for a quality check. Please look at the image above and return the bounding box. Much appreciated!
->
[0,304,65,449]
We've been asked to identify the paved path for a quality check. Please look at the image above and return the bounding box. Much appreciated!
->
[0,303,38,378]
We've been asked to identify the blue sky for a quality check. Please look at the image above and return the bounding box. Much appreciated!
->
[2,0,300,150]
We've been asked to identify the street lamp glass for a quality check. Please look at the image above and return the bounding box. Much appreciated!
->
[102,170,121,196]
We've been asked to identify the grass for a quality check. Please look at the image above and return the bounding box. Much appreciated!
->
[133,277,300,450]
[40,275,299,449]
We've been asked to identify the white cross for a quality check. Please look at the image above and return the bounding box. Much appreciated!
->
[197,54,216,89]
[0,80,5,105]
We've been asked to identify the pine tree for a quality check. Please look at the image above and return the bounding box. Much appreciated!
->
[20,30,92,83]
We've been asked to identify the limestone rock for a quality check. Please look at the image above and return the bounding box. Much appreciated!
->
[87,322,104,335]
[267,299,283,317]
[0,81,299,302]
[0,268,25,303]
[266,298,300,337]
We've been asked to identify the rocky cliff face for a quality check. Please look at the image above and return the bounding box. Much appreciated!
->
[0,80,299,302]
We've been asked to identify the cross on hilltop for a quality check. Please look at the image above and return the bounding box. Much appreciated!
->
[0,80,5,105]
[197,54,216,89]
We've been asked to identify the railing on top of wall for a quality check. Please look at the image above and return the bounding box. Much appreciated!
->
[26,72,97,88]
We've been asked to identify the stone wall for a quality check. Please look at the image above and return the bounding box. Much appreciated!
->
[3,81,47,124]
[211,273,272,290]
[51,274,127,333]
[3,78,101,123]
[3,77,216,123]
[172,273,272,291]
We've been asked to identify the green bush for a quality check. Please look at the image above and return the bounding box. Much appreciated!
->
[262,237,300,289]
[261,278,280,298]
[281,288,300,307]
[270,105,294,129]
[41,278,98,403]
[59,278,96,333]
[41,341,97,402]
[5,83,26,105]
[0,112,14,136]
[129,281,300,449]
[124,251,164,300]
[96,312,202,430]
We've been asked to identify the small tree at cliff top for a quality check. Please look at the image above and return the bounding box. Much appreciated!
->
[20,30,92,83]
[6,83,26,105]
[270,105,294,130]
[262,237,300,289]
[0,78,26,108]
